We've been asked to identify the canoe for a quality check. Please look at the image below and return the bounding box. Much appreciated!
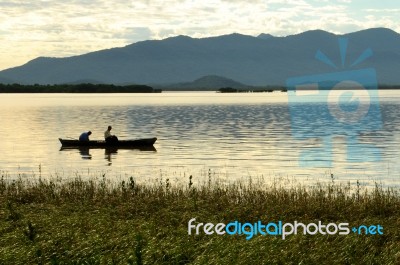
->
[59,137,157,148]
[59,145,157,152]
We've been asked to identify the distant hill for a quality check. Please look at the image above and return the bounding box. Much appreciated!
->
[257,33,274,40]
[161,75,248,90]
[0,76,15,84]
[0,28,399,87]
[65,79,104,85]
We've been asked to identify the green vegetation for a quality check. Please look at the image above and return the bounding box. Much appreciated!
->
[0,174,399,264]
[2,83,399,93]
[379,85,400,90]
[0,83,162,93]
[218,87,281,93]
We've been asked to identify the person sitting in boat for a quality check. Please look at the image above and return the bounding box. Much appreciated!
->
[104,126,118,143]
[79,131,92,141]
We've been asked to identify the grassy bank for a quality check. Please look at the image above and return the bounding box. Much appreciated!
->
[0,175,399,264]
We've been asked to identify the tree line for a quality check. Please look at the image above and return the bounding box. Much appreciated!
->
[0,83,162,93]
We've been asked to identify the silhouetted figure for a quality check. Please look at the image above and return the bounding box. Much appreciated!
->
[79,131,92,141]
[104,126,118,143]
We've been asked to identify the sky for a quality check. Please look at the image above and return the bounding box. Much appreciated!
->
[0,0,399,70]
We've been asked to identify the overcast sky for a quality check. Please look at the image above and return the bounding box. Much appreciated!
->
[0,0,399,70]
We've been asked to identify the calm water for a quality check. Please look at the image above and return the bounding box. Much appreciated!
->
[1,91,399,187]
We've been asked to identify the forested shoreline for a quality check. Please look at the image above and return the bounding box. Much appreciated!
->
[0,83,162,93]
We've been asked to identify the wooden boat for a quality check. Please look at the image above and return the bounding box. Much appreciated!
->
[59,137,157,148]
[59,145,157,152]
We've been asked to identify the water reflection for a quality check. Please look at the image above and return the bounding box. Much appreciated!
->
[105,148,117,166]
[78,147,92,160]
[59,146,157,164]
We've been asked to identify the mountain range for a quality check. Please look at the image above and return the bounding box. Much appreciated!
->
[0,28,399,87]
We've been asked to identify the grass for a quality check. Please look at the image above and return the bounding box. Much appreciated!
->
[0,173,399,264]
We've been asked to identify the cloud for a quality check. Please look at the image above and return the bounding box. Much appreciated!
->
[364,8,400,13]
[0,0,398,70]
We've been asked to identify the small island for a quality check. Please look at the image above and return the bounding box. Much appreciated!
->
[218,87,287,93]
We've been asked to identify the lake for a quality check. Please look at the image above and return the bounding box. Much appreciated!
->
[1,91,399,187]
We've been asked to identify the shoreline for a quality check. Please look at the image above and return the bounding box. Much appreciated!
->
[1,83,400,93]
